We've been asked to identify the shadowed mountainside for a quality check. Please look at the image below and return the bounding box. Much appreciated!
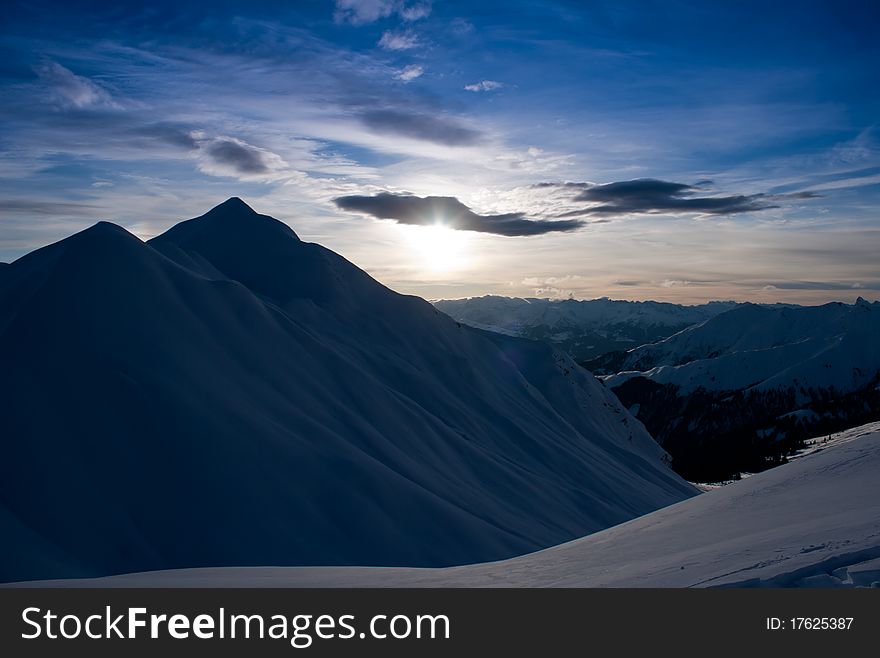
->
[0,198,695,582]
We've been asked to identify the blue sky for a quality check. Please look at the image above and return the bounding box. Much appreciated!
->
[1,0,878,303]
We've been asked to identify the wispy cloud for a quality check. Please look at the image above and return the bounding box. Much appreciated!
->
[334,0,397,25]
[0,199,101,215]
[761,280,880,291]
[134,123,200,150]
[334,0,431,25]
[378,30,420,50]
[358,109,483,146]
[395,64,424,82]
[34,60,117,109]
[797,172,880,193]
[464,80,504,92]
[335,192,585,236]
[399,2,432,21]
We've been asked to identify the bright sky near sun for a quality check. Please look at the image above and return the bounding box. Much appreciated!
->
[1,0,878,304]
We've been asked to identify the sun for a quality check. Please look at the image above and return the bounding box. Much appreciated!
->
[403,224,470,272]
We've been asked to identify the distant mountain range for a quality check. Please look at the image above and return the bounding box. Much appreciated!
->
[434,295,739,361]
[603,300,880,480]
[604,299,880,394]
[0,198,694,583]
[435,295,880,481]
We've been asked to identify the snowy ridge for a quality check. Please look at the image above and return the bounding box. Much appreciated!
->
[27,422,878,588]
[0,198,694,583]
[604,300,880,396]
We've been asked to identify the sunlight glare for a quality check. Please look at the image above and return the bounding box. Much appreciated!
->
[404,224,471,273]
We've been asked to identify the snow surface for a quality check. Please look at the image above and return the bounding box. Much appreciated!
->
[602,300,880,396]
[25,422,878,588]
[0,198,694,583]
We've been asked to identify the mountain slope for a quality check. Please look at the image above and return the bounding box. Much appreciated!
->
[0,198,695,583]
[41,422,880,588]
[434,295,738,361]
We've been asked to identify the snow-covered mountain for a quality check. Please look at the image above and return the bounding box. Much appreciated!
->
[605,300,880,394]
[35,422,880,588]
[434,295,738,361]
[601,301,880,480]
[0,198,695,583]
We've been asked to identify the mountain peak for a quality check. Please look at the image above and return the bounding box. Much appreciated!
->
[66,221,144,253]
[81,219,132,235]
[150,198,299,249]
[211,196,257,214]
[197,197,284,228]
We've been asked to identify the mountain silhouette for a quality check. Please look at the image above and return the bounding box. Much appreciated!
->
[0,198,695,582]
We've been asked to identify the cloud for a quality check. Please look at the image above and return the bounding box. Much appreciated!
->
[774,191,822,199]
[829,128,878,166]
[449,18,475,35]
[399,2,432,21]
[34,61,117,109]
[334,1,431,25]
[760,280,880,291]
[204,139,271,174]
[464,80,504,92]
[794,172,880,193]
[532,181,591,190]
[358,109,482,146]
[333,0,396,25]
[395,64,424,82]
[135,123,200,149]
[196,136,289,179]
[0,199,100,215]
[533,179,824,219]
[378,31,419,50]
[537,178,778,217]
[334,192,585,236]
[520,275,595,298]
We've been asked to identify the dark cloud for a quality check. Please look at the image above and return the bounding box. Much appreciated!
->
[358,109,482,146]
[538,178,784,217]
[334,192,585,237]
[774,191,823,199]
[204,138,271,174]
[135,123,199,150]
[0,199,99,215]
[537,179,824,218]
[578,179,689,202]
[532,181,590,190]
[574,179,775,215]
[553,208,601,218]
